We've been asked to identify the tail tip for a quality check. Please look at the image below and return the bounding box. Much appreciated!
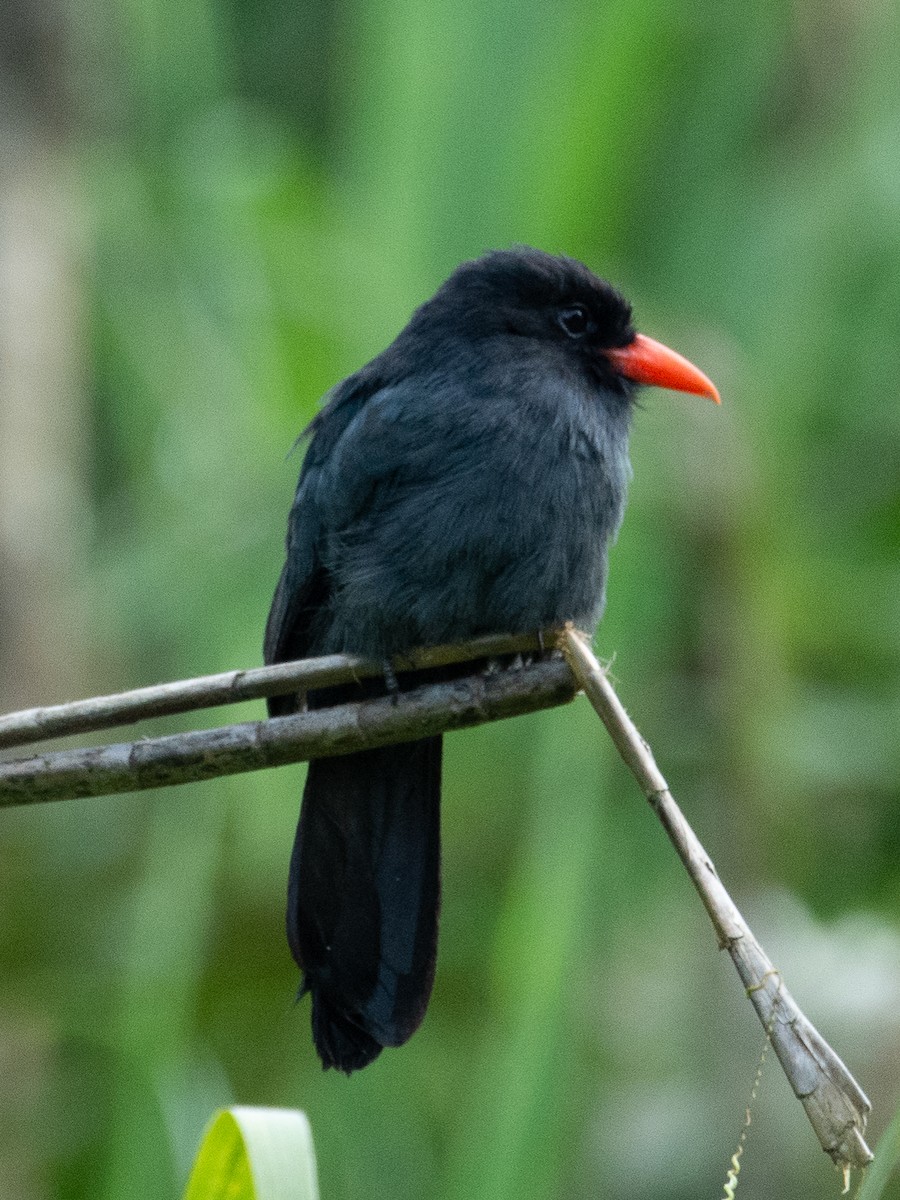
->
[311,990,384,1074]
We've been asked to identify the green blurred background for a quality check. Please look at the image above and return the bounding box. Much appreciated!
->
[2,0,900,1196]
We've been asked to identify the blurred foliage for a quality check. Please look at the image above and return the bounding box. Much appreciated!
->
[1,0,900,1198]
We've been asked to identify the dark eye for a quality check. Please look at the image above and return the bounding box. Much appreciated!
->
[557,305,591,338]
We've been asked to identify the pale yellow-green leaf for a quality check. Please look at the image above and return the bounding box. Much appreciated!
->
[183,1106,319,1200]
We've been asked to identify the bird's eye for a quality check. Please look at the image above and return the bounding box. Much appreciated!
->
[557,305,591,338]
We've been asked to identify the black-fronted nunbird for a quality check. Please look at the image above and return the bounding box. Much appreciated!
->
[264,247,719,1072]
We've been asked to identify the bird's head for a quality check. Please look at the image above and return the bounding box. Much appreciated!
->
[410,246,720,405]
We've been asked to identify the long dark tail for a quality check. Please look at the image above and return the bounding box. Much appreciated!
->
[287,736,442,1073]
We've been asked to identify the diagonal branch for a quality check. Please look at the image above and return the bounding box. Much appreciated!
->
[558,624,873,1180]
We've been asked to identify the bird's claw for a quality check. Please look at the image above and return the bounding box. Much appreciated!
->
[383,659,400,704]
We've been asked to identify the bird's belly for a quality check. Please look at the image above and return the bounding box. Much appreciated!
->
[327,439,624,657]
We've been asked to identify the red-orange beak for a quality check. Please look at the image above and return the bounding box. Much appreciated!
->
[605,333,720,404]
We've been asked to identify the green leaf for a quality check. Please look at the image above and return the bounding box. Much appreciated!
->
[183,1107,320,1200]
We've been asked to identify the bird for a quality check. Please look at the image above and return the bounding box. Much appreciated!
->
[264,247,719,1073]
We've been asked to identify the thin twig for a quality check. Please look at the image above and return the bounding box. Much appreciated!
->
[558,624,873,1177]
[0,630,544,751]
[0,657,576,805]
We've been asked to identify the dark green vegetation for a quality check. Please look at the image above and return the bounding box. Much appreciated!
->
[1,1,899,1197]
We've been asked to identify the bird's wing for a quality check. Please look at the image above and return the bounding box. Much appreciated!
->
[263,368,384,705]
[266,366,473,696]
[263,478,327,669]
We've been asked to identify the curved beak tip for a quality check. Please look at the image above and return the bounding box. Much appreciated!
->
[607,333,721,406]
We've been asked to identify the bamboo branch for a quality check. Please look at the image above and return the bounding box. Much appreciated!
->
[0,657,576,806]
[0,630,544,750]
[0,623,874,1177]
[558,625,873,1179]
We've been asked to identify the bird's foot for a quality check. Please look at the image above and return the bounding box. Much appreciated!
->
[383,658,400,704]
[485,652,531,674]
